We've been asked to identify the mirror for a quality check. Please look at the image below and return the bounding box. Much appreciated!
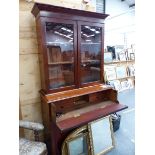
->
[66,133,89,155]
[88,116,115,155]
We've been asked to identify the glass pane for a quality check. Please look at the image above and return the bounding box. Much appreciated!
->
[48,64,74,89]
[90,117,113,155]
[81,25,102,84]
[45,22,74,89]
[67,134,88,155]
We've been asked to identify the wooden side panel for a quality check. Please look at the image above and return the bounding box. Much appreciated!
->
[19,54,41,102]
[108,89,118,103]
[35,17,47,91]
[41,98,51,142]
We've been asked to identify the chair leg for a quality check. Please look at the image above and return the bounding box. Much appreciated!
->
[34,130,39,141]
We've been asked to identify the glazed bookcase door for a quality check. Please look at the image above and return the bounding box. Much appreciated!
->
[44,18,77,91]
[78,21,104,86]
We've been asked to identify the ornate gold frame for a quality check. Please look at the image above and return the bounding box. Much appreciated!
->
[61,116,115,155]
[66,132,89,155]
[61,125,91,155]
[88,116,115,155]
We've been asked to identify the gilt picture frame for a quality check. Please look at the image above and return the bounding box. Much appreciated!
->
[66,133,89,155]
[118,51,126,61]
[88,116,115,155]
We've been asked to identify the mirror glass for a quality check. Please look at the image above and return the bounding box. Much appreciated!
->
[89,116,114,155]
[67,133,88,155]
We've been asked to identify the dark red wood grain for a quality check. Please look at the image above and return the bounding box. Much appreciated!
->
[31,2,109,20]
[57,103,128,132]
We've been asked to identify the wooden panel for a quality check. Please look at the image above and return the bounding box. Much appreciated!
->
[19,101,24,137]
[34,0,95,11]
[20,97,41,106]
[20,0,95,12]
[34,0,59,6]
[21,101,42,122]
[19,38,38,54]
[56,100,113,122]
[19,0,34,11]
[44,84,112,103]
[19,11,36,27]
[19,38,37,48]
[19,2,38,54]
[20,26,36,32]
[57,1,82,10]
[34,0,82,9]
[19,54,41,102]
[54,98,74,112]
[41,99,51,141]
[19,0,42,140]
[32,2,108,20]
[19,29,37,39]
[57,103,128,132]
[21,101,43,140]
[89,91,109,103]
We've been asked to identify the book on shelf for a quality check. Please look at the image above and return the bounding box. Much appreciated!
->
[47,46,62,63]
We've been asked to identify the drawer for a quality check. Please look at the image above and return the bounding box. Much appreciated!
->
[54,98,74,112]
[89,92,109,103]
[53,96,89,113]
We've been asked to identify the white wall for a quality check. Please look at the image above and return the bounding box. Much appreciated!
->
[105,0,135,48]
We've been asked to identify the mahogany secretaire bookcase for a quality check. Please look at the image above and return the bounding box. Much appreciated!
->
[31,3,128,154]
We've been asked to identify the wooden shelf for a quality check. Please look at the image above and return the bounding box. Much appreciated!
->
[56,102,128,132]
[46,42,73,45]
[48,61,73,65]
[104,60,135,65]
[81,60,100,63]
